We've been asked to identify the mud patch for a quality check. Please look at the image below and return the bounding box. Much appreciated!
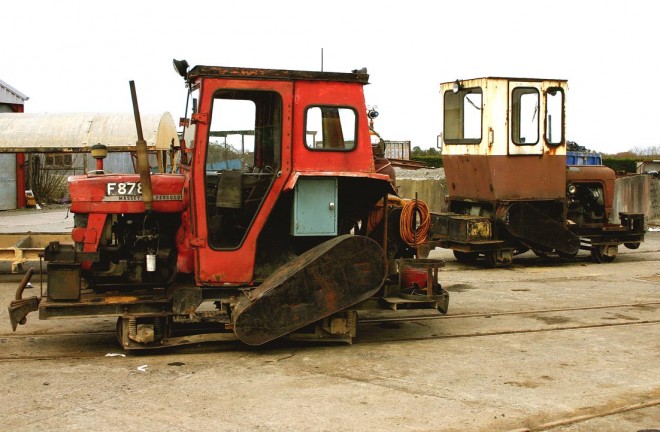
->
[636,275,660,284]
[634,304,658,312]
[504,380,541,389]
[445,283,475,293]
[531,315,572,325]
[602,313,640,321]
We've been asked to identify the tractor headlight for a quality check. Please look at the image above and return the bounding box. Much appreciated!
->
[567,184,577,195]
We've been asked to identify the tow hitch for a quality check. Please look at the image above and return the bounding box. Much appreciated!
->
[8,268,39,331]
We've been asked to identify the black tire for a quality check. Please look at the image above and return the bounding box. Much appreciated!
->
[557,250,578,260]
[453,250,478,264]
[624,242,640,250]
[591,245,617,263]
[533,249,550,258]
[484,251,498,268]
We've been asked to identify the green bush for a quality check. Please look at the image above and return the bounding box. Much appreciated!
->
[410,155,443,168]
[28,155,69,204]
[408,155,637,173]
[603,158,637,174]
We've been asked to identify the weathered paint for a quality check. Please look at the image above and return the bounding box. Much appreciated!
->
[440,77,568,202]
[189,65,369,84]
[68,173,185,214]
[440,77,568,157]
[191,76,294,285]
[443,154,566,201]
[11,64,451,347]
[190,69,390,285]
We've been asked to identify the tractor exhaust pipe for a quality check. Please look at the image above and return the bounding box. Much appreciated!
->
[129,80,153,211]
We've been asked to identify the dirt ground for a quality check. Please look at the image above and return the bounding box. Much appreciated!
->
[0,229,658,431]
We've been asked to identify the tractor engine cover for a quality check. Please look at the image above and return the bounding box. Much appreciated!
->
[233,235,386,346]
[68,173,185,214]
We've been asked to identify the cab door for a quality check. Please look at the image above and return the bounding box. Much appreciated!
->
[508,81,544,156]
[192,79,293,284]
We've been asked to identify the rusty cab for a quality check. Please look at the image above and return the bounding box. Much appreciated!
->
[431,77,644,266]
[9,63,448,348]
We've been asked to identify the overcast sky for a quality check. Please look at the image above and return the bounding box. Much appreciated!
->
[3,0,658,154]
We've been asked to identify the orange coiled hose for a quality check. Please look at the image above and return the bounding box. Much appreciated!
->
[399,199,430,247]
[367,195,400,232]
[367,196,431,247]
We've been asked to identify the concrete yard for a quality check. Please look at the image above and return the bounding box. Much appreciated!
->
[0,220,658,431]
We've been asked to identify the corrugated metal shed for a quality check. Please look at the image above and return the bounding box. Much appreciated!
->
[0,112,178,153]
[0,79,29,105]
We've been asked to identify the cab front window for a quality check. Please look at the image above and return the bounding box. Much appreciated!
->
[511,87,539,145]
[545,87,564,145]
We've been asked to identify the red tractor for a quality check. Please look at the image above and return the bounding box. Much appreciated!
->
[9,62,447,348]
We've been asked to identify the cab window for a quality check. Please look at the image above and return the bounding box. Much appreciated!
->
[545,87,564,145]
[205,89,282,249]
[512,87,539,145]
[443,88,482,144]
[305,106,356,150]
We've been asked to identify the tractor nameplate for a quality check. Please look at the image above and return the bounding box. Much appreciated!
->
[103,182,182,202]
[106,181,142,196]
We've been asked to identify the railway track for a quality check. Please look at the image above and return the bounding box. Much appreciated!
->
[1,301,657,362]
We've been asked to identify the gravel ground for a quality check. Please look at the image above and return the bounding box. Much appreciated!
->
[394,167,445,180]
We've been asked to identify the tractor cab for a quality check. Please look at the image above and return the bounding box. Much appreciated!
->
[179,66,392,286]
[440,77,568,202]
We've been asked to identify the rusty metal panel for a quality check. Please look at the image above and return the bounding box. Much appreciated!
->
[0,154,16,210]
[189,65,369,84]
[47,263,81,301]
[443,154,566,201]
[0,233,72,273]
[430,213,492,242]
[498,201,580,254]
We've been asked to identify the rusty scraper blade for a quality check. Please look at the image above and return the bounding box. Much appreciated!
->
[504,201,580,255]
[233,235,386,346]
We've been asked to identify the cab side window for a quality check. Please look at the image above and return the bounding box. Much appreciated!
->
[305,106,356,150]
[443,88,482,144]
